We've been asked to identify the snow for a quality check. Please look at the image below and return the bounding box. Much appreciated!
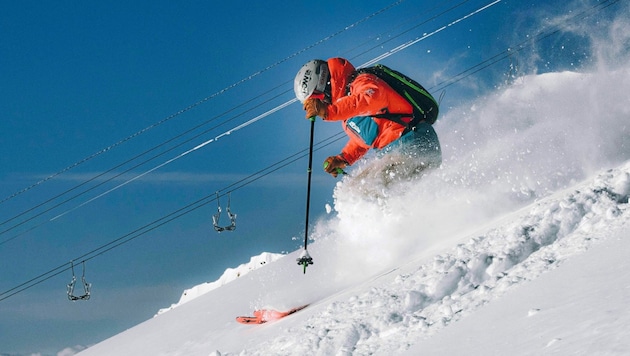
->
[155,252,284,316]
[75,45,630,356]
[409,221,630,355]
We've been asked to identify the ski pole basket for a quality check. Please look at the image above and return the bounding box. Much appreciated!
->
[296,249,313,274]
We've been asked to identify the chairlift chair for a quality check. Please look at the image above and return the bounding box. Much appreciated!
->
[212,192,237,232]
[67,261,91,301]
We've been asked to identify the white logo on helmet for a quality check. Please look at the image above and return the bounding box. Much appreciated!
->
[294,60,328,102]
[301,69,312,96]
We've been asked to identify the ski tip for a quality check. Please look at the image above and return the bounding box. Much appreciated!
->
[236,304,310,325]
[236,316,266,324]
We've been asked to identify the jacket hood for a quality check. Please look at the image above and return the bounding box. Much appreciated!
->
[327,58,356,101]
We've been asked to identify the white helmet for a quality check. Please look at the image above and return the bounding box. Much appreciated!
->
[293,59,330,103]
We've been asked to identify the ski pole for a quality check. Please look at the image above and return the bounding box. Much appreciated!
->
[297,116,315,274]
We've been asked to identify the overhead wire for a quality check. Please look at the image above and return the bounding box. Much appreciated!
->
[0,0,488,301]
[0,0,407,207]
[339,0,468,59]
[352,0,472,64]
[0,0,511,300]
[5,0,614,243]
[0,0,465,245]
[0,131,347,302]
[46,0,503,223]
[0,83,293,244]
[0,0,415,242]
[1,0,619,301]
[361,0,503,67]
[0,0,508,301]
[49,98,298,222]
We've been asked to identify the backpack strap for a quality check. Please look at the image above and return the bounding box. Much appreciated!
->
[372,112,413,127]
[346,71,418,131]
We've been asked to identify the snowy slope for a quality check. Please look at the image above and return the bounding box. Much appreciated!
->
[155,252,284,316]
[77,66,630,355]
[407,214,630,355]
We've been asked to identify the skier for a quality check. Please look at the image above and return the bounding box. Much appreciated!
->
[294,58,442,178]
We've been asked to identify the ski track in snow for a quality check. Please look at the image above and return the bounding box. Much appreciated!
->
[240,164,630,355]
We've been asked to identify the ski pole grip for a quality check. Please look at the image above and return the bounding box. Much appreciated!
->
[308,116,316,122]
[323,161,346,176]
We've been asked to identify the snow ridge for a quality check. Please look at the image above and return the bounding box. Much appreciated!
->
[156,252,283,315]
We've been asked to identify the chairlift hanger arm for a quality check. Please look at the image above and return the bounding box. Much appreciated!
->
[213,191,237,233]
[67,261,91,301]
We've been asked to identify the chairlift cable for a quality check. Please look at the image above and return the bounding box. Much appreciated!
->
[0,80,288,231]
[351,0,471,64]
[34,0,505,225]
[1,0,620,301]
[0,131,348,302]
[0,0,406,207]
[2,0,611,245]
[0,0,478,244]
[0,87,293,243]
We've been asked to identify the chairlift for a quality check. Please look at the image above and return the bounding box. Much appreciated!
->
[67,260,91,301]
[212,191,237,233]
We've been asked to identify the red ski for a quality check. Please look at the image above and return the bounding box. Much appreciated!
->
[236,304,309,324]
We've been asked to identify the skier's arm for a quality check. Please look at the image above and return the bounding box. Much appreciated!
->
[326,75,387,121]
[340,139,369,165]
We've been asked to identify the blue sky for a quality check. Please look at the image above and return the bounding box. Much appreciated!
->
[0,0,610,354]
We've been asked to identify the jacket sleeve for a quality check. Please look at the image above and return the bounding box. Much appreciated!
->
[325,74,389,121]
[340,139,369,166]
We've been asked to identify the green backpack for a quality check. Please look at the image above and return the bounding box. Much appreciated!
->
[357,64,439,127]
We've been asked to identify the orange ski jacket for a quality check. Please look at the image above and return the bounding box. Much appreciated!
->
[323,58,414,165]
